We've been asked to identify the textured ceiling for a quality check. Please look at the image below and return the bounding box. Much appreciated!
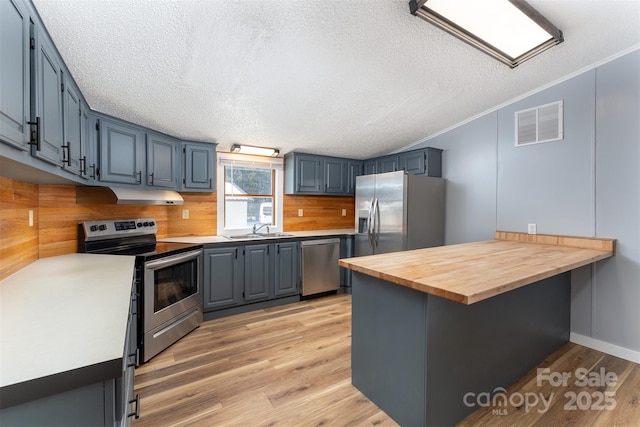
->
[32,0,640,159]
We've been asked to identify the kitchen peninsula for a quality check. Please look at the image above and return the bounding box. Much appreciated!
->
[339,231,615,426]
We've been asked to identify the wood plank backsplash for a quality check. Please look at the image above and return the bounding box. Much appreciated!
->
[0,177,39,279]
[283,195,355,231]
[0,178,355,280]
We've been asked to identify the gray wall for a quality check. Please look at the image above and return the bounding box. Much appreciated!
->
[410,49,640,354]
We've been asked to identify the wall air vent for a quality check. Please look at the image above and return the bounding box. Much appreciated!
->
[515,100,563,146]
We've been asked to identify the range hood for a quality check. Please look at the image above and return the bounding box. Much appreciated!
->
[109,187,184,205]
[76,186,184,205]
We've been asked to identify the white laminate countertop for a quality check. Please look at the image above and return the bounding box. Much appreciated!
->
[160,228,356,244]
[0,254,135,392]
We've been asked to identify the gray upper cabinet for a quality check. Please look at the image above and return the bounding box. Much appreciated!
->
[398,147,442,177]
[62,77,83,175]
[284,153,349,195]
[398,150,424,175]
[291,153,322,193]
[182,141,216,191]
[80,106,94,180]
[324,158,347,194]
[363,160,376,175]
[347,160,363,194]
[376,155,398,173]
[30,24,64,166]
[363,148,443,178]
[0,0,30,151]
[146,132,179,189]
[97,117,145,185]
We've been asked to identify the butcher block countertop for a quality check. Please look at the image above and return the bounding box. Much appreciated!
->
[339,231,616,305]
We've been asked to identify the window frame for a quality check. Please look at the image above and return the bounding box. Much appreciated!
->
[216,152,284,236]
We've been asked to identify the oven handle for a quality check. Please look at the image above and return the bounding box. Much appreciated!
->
[144,249,202,270]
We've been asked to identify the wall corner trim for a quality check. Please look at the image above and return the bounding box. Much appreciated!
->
[570,332,640,364]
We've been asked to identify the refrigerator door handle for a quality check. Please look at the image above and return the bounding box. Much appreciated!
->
[372,198,379,248]
[367,198,375,248]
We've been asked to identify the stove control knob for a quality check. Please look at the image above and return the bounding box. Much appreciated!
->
[143,221,149,227]
[137,222,143,228]
[98,224,107,231]
[90,225,98,232]
[149,221,155,227]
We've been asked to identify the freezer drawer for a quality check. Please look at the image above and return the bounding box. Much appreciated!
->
[301,238,340,296]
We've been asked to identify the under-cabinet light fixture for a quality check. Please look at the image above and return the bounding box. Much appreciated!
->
[409,0,563,68]
[230,144,280,157]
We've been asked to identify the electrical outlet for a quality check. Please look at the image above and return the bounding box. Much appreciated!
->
[342,209,347,217]
[298,209,303,217]
[182,209,189,220]
[528,223,537,235]
[28,210,33,227]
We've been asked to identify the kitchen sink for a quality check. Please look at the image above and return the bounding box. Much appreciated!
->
[227,232,293,239]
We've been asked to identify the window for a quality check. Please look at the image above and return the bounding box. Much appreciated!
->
[217,152,283,235]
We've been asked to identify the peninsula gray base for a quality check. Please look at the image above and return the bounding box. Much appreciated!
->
[351,272,570,427]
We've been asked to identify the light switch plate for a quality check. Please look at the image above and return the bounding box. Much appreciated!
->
[28,210,33,227]
[342,209,347,216]
[182,209,189,219]
[298,209,303,217]
[528,223,537,235]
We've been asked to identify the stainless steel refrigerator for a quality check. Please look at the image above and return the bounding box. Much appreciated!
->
[355,171,445,256]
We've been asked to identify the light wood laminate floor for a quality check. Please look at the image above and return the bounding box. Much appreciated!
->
[134,294,639,426]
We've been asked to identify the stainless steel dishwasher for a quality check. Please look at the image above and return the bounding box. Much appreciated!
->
[301,238,340,296]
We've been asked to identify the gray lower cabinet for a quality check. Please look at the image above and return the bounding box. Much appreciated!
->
[0,282,139,427]
[98,117,145,185]
[0,0,30,151]
[274,242,299,297]
[203,246,243,310]
[31,23,65,167]
[146,132,179,188]
[182,141,216,191]
[244,244,271,302]
[204,242,300,312]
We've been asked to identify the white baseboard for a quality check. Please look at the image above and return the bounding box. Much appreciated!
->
[570,333,640,364]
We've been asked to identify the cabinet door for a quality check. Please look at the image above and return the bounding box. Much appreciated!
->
[204,247,243,310]
[398,150,426,175]
[363,160,376,175]
[62,78,82,175]
[324,158,347,194]
[296,154,322,193]
[79,104,93,180]
[146,133,179,188]
[183,142,215,191]
[98,118,145,185]
[274,242,299,297]
[244,244,271,302]
[347,160,363,194]
[0,0,30,150]
[31,26,64,166]
[376,155,398,173]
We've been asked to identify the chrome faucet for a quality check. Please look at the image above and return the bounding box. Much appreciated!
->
[252,223,271,234]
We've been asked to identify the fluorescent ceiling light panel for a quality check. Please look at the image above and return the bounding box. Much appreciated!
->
[230,144,280,157]
[409,0,563,67]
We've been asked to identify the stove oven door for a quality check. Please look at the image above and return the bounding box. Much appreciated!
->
[143,249,202,360]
